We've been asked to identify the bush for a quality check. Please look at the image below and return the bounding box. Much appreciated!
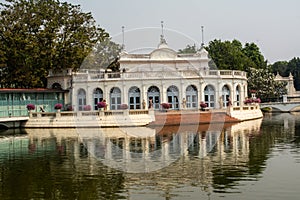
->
[54,103,63,110]
[26,104,35,110]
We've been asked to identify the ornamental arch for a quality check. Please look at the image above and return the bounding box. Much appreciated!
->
[93,88,103,110]
[221,85,231,107]
[110,87,121,110]
[147,86,160,109]
[167,85,179,110]
[204,85,215,108]
[186,85,198,109]
[128,86,141,109]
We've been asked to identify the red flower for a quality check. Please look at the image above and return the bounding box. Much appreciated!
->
[54,103,62,110]
[26,104,35,110]
[97,101,106,108]
[200,102,207,108]
[161,103,170,109]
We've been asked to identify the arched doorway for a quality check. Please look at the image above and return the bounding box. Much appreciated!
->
[93,88,103,110]
[186,85,198,109]
[128,86,141,109]
[222,85,230,107]
[110,87,121,110]
[167,85,179,110]
[204,85,215,108]
[78,89,86,111]
[147,86,160,110]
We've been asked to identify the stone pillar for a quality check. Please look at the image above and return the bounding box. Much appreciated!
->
[161,83,167,104]
[142,84,147,109]
[122,81,127,105]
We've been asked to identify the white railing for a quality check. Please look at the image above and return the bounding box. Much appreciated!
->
[30,110,150,118]
[72,70,247,82]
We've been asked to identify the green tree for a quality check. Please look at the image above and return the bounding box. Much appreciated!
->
[0,0,110,88]
[205,39,267,72]
[178,44,197,54]
[242,42,267,69]
[270,58,300,90]
[81,37,122,71]
[271,61,289,76]
[206,39,244,70]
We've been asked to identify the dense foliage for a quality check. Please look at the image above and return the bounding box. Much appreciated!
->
[206,39,267,71]
[0,0,110,88]
[270,57,300,90]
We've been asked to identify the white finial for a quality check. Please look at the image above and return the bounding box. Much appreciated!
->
[201,26,204,47]
[122,26,125,50]
[160,21,167,44]
[161,21,164,36]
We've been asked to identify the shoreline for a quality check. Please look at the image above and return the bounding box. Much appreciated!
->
[0,105,263,129]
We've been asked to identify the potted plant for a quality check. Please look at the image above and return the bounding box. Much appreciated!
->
[97,101,106,110]
[161,103,170,111]
[200,102,207,111]
[54,103,63,111]
[26,104,35,111]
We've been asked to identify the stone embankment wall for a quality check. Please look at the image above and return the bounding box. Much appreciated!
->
[227,105,263,121]
[24,110,155,128]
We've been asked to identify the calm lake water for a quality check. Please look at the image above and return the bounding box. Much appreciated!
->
[1,113,300,200]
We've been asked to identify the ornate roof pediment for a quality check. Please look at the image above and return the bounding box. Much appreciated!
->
[150,48,177,60]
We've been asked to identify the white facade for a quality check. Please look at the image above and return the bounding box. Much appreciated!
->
[47,39,248,111]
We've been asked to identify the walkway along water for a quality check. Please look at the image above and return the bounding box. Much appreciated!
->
[1,104,262,128]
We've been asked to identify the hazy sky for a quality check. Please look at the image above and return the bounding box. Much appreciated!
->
[1,0,299,63]
[63,0,299,63]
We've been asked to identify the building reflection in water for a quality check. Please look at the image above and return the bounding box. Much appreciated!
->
[23,118,262,175]
[0,119,263,198]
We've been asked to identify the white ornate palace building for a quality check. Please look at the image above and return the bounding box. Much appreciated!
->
[47,36,248,111]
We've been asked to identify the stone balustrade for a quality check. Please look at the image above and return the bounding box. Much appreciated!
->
[71,70,247,82]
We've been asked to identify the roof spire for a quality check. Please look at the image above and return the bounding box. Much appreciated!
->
[121,26,125,50]
[201,25,204,47]
[160,21,167,44]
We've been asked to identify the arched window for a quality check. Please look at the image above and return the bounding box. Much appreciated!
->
[186,85,198,109]
[78,89,86,111]
[110,87,121,110]
[236,86,240,106]
[204,85,215,108]
[52,83,62,90]
[93,88,103,110]
[167,85,179,110]
[128,86,140,109]
[147,86,160,110]
[222,85,230,107]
